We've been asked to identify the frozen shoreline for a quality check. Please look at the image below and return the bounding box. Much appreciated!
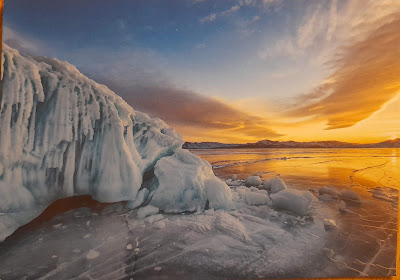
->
[0,175,397,279]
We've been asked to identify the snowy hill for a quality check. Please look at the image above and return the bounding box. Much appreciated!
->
[183,138,400,149]
[0,44,233,241]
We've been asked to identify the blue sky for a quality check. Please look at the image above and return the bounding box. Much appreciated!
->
[3,0,400,143]
[4,0,324,99]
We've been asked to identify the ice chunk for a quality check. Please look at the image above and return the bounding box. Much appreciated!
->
[255,189,269,196]
[245,176,262,187]
[154,220,166,229]
[340,190,360,201]
[151,149,233,212]
[263,177,287,193]
[126,188,149,209]
[323,219,337,231]
[271,189,313,215]
[232,174,238,180]
[225,179,243,187]
[137,205,159,219]
[243,192,270,206]
[205,179,235,210]
[319,186,339,196]
[127,244,133,250]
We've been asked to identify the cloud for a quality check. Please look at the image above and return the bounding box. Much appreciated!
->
[199,13,217,23]
[199,4,240,24]
[286,11,400,130]
[64,46,282,142]
[221,5,240,16]
[97,79,282,141]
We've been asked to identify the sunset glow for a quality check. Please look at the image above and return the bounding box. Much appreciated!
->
[3,0,400,143]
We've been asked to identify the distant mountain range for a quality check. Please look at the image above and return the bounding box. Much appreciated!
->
[183,138,400,149]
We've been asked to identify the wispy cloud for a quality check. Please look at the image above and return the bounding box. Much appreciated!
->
[221,5,240,16]
[199,0,280,25]
[287,10,400,129]
[199,13,217,23]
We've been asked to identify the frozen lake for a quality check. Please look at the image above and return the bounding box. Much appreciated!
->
[192,148,400,191]
[193,148,399,275]
[0,149,397,279]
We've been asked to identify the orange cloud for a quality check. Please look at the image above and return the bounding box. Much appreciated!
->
[100,82,283,143]
[287,11,400,130]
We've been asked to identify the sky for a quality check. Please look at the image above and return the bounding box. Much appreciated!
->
[3,0,400,143]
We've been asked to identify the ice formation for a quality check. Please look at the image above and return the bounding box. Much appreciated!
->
[245,175,262,187]
[319,186,339,196]
[270,189,314,215]
[0,44,233,241]
[340,190,361,201]
[242,192,270,206]
[262,177,287,193]
[150,149,234,212]
[137,205,159,219]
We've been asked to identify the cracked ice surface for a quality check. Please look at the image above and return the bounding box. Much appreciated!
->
[0,195,332,280]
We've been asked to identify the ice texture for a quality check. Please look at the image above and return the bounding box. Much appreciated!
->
[0,45,233,240]
[271,189,314,215]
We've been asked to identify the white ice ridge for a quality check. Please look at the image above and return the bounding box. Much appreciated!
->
[0,44,233,241]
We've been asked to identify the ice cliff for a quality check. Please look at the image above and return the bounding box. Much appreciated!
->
[0,44,233,241]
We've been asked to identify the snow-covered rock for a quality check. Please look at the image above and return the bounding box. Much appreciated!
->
[245,176,262,187]
[271,189,313,215]
[137,205,159,219]
[263,177,287,193]
[0,44,233,241]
